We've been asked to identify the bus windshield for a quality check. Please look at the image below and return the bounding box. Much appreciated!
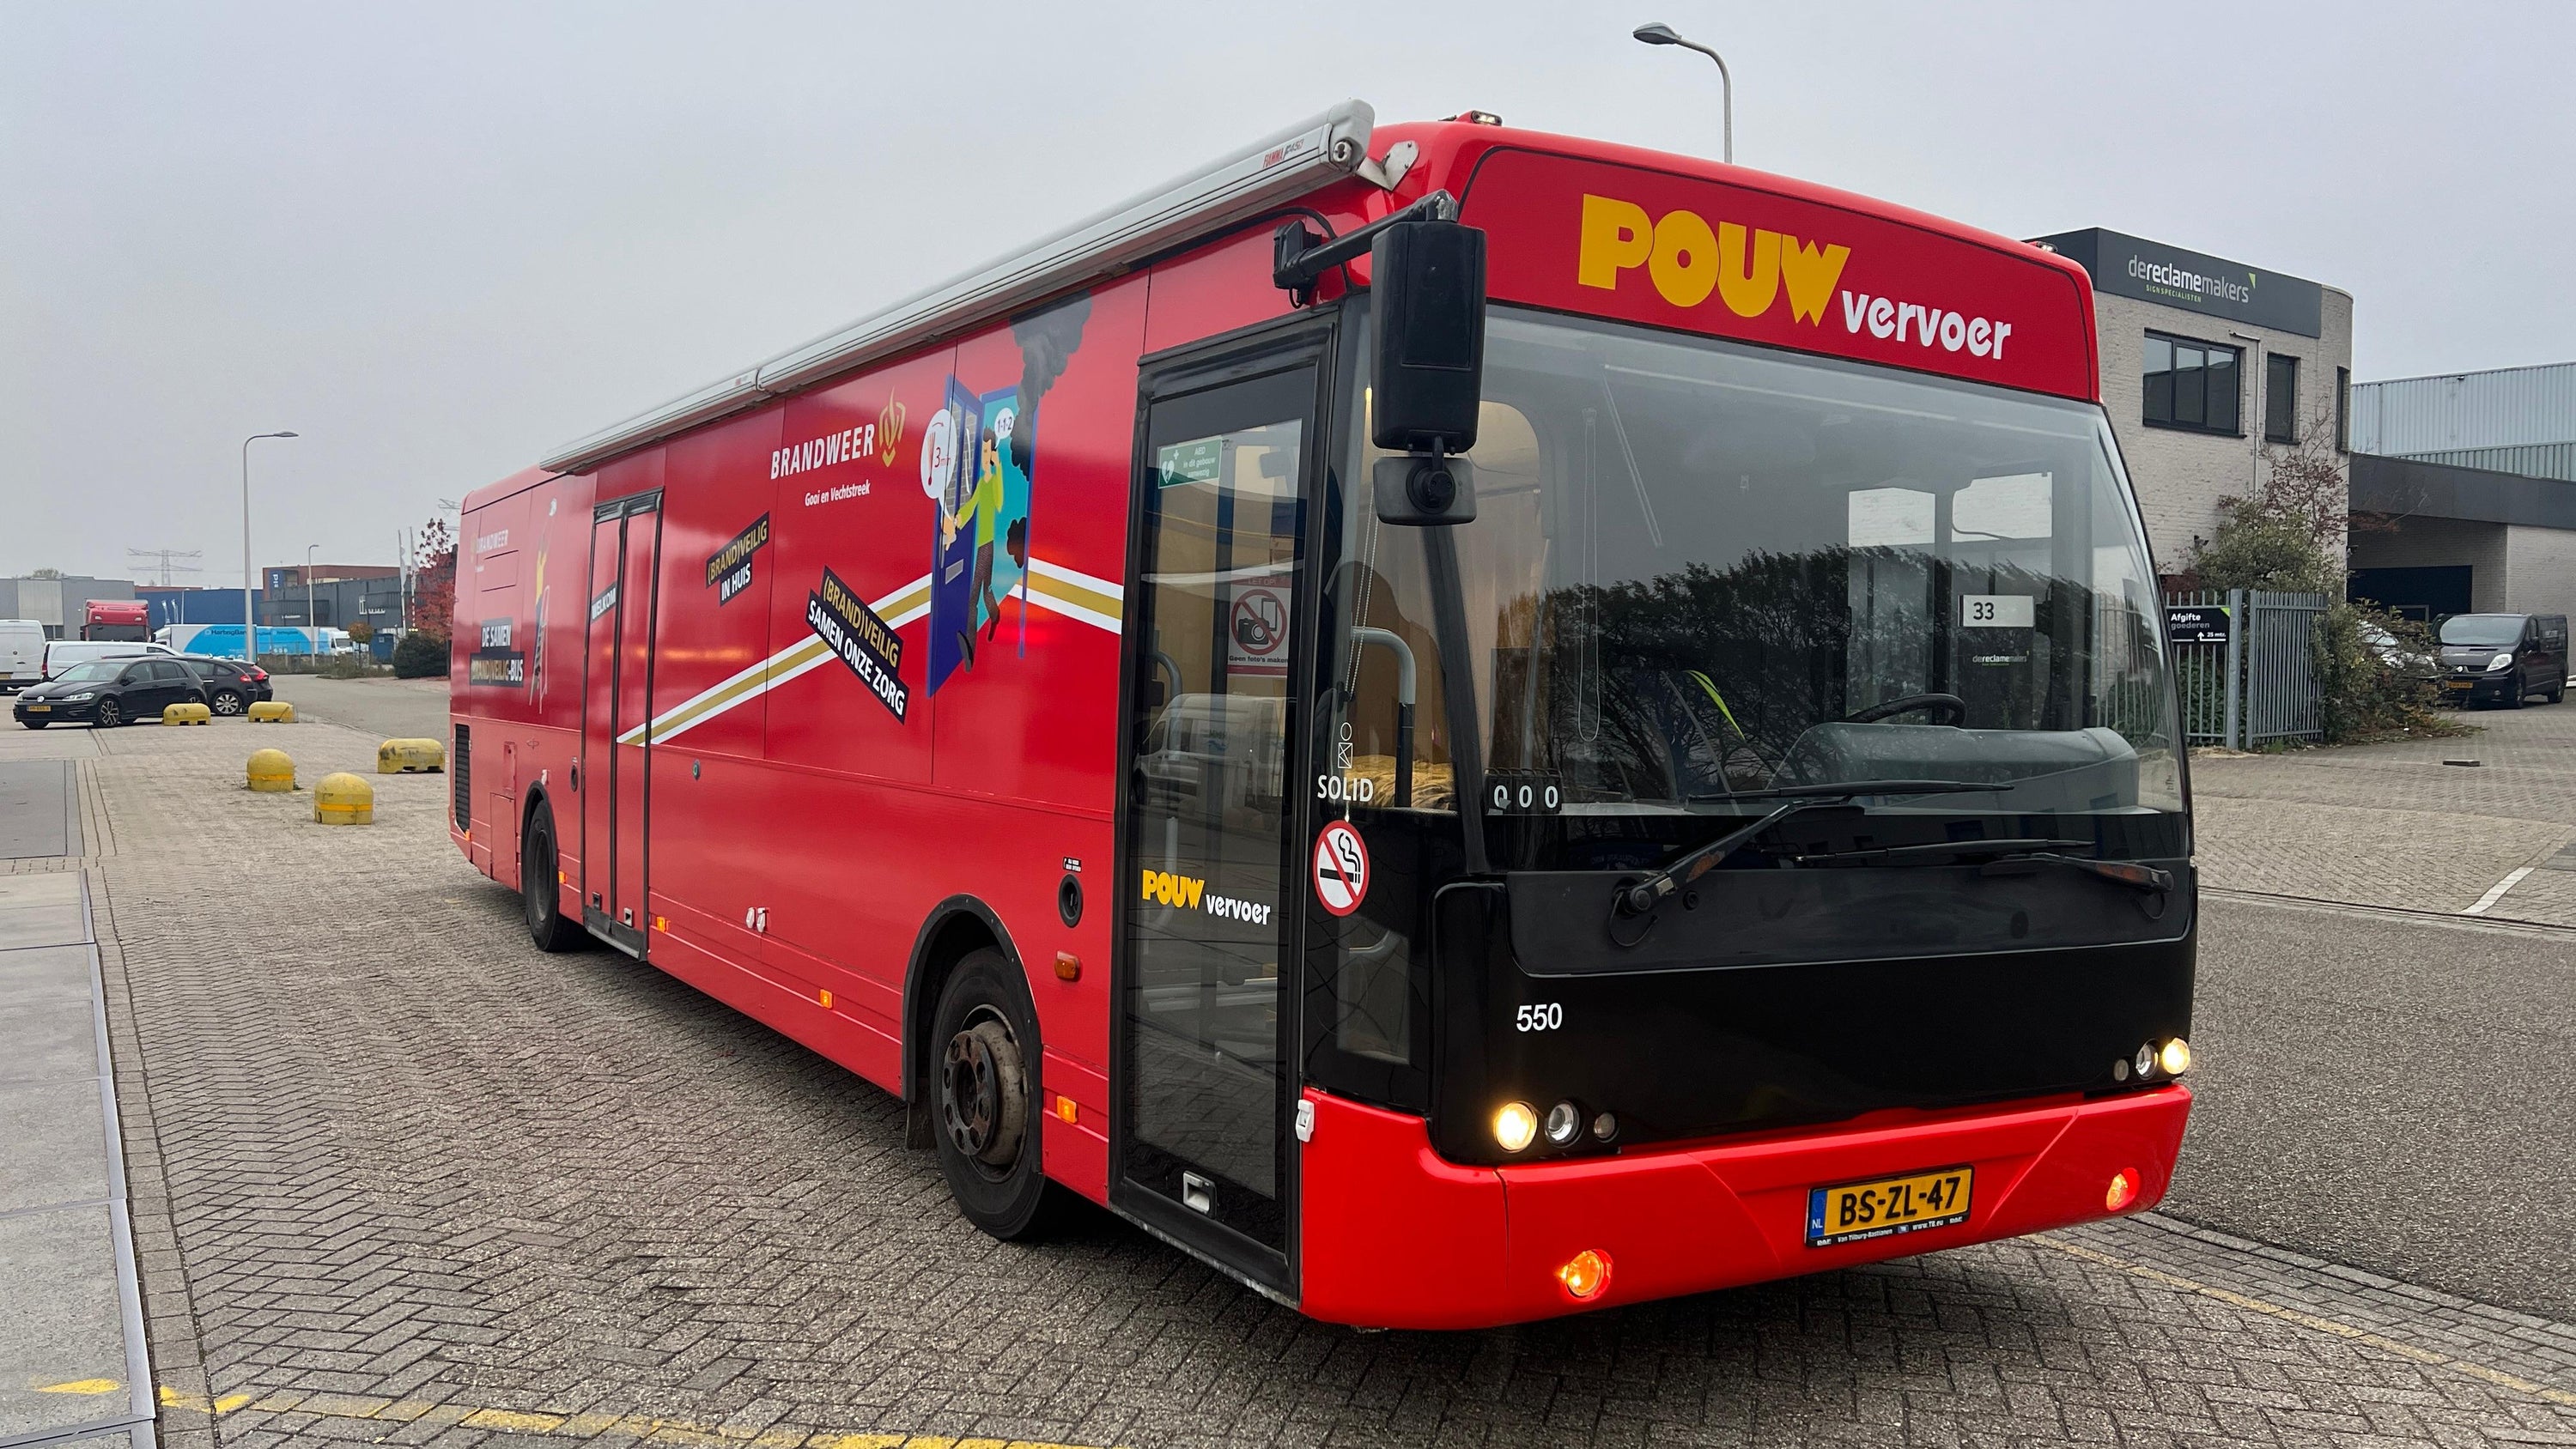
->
[1334,308,2181,859]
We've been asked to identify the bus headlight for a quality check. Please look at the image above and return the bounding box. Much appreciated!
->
[1543,1100,1583,1147]
[2158,1037,2192,1076]
[1493,1101,1538,1153]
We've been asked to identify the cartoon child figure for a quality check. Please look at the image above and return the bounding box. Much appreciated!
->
[942,433,1006,664]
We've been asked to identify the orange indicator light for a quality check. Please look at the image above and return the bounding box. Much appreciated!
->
[1054,951,1082,981]
[1056,1095,1078,1124]
[818,988,834,1009]
[2105,1169,2139,1213]
[1556,1249,1612,1300]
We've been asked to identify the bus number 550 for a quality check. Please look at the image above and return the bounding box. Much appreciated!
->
[1516,1003,1564,1032]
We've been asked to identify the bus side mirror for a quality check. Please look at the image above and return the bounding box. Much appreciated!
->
[1370,218,1485,526]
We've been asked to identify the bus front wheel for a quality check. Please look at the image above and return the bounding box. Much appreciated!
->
[931,949,1071,1240]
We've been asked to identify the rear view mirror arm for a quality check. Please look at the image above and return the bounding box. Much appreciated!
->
[1273,190,1460,300]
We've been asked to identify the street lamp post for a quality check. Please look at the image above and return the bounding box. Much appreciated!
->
[306,543,319,663]
[1633,22,1734,165]
[241,432,298,664]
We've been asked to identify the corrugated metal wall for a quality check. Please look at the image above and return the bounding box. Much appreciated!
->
[2379,441,2576,483]
[2352,361,2576,455]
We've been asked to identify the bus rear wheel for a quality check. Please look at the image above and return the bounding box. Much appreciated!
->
[931,949,1072,1240]
[522,804,581,953]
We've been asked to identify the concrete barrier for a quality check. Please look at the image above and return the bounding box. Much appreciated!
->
[161,702,212,725]
[377,738,447,773]
[313,772,374,826]
[246,749,295,792]
[247,700,295,723]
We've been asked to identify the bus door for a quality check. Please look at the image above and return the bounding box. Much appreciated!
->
[1115,346,1322,1291]
[581,490,662,956]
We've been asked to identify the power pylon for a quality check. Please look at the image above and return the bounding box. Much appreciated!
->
[127,548,204,587]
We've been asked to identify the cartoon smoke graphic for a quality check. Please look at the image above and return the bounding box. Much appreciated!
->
[1007,293,1092,641]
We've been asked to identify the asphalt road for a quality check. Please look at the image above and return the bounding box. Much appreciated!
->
[2172,892,2576,1321]
[268,672,450,742]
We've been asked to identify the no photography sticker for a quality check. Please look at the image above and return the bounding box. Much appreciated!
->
[1313,821,1370,917]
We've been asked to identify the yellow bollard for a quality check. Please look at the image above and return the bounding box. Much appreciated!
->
[246,749,296,792]
[313,772,374,826]
[247,700,295,723]
[376,737,447,773]
[162,702,212,725]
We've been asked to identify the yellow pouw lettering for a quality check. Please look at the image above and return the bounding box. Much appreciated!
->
[1139,870,1205,909]
[1578,192,1848,326]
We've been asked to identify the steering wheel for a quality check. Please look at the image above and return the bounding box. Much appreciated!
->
[1844,692,1967,726]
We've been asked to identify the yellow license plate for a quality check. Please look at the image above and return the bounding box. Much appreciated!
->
[1806,1165,1972,1246]
[23,703,48,712]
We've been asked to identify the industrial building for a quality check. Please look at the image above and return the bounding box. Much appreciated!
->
[2348,361,2576,619]
[0,575,140,638]
[2031,228,2354,580]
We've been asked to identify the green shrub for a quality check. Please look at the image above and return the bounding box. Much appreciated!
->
[391,631,447,679]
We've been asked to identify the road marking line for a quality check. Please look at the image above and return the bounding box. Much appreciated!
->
[34,1379,122,1394]
[149,1383,1121,1447]
[2465,865,2536,915]
[2034,1233,2576,1408]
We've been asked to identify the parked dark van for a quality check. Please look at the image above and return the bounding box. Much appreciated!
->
[2438,613,2569,707]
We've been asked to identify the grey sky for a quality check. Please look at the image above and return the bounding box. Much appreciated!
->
[5,2,2569,585]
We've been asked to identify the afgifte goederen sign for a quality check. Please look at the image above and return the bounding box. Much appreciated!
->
[2033,229,2323,338]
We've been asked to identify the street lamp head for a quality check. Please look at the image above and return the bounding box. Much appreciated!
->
[1633,22,1682,44]
[274,431,300,439]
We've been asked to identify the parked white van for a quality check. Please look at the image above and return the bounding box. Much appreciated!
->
[40,639,174,679]
[0,620,45,692]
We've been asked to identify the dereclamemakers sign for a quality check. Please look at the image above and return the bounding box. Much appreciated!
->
[2033,228,2323,338]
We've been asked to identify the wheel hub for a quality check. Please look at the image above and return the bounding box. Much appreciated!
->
[941,1014,1024,1169]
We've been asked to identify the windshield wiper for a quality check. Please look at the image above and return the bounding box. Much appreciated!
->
[1975,852,2175,894]
[1610,780,2011,935]
[1789,836,2175,894]
[1788,837,2093,865]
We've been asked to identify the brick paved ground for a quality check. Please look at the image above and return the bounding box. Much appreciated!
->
[59,719,2576,1447]
[2190,706,2576,922]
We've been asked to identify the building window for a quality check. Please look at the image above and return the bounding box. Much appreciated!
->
[2143,332,2240,434]
[2265,354,2300,444]
[2335,366,2350,452]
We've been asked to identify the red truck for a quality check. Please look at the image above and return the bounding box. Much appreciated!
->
[448,102,2196,1328]
[81,599,150,642]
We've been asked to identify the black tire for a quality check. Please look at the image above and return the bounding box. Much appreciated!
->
[93,698,123,728]
[931,949,1072,1240]
[2505,672,2527,709]
[2549,676,2566,705]
[210,688,246,716]
[522,804,582,952]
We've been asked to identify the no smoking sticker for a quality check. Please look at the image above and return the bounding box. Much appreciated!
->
[1313,821,1370,917]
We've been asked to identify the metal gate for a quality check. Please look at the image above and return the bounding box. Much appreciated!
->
[2165,588,2326,749]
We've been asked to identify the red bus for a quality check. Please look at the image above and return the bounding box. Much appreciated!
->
[449,103,2195,1328]
[82,600,150,642]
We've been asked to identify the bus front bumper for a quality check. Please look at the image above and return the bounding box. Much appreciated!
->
[1296,1083,2191,1330]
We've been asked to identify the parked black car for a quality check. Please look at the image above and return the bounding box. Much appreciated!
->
[172,654,274,716]
[12,658,209,728]
[2438,612,2569,707]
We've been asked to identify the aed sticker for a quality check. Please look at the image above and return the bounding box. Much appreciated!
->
[1157,436,1224,487]
[1313,821,1370,917]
